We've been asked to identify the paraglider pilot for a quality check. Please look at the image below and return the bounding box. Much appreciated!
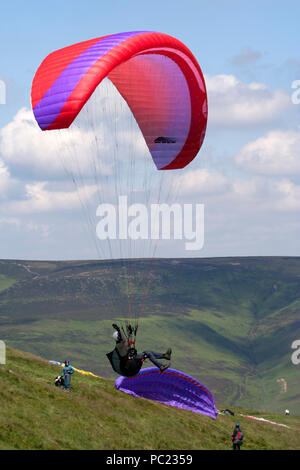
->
[107,323,172,377]
[62,360,75,391]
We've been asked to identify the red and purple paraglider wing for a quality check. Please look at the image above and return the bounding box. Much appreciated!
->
[115,367,218,419]
[31,31,207,170]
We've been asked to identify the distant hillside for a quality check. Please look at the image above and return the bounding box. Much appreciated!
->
[1,347,300,450]
[1,257,300,413]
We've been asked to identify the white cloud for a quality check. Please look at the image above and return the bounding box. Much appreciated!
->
[0,160,11,198]
[206,74,291,127]
[1,76,300,258]
[175,168,229,196]
[0,158,24,203]
[236,128,300,176]
[232,176,266,199]
[0,80,149,185]
[0,107,115,181]
[274,179,300,211]
[230,174,300,213]
[2,181,98,215]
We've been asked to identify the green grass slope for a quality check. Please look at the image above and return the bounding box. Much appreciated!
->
[1,347,300,450]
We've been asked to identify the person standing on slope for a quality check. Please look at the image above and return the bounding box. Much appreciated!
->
[232,423,244,450]
[62,360,75,391]
[107,323,172,377]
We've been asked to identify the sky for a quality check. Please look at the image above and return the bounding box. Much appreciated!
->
[0,0,300,260]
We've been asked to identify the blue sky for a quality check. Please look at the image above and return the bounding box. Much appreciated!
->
[1,0,299,125]
[0,0,299,259]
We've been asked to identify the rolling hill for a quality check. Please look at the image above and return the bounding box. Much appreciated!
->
[0,257,300,413]
[1,347,300,450]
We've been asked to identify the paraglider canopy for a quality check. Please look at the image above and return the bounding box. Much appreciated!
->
[31,31,207,170]
[115,367,218,419]
[31,31,208,328]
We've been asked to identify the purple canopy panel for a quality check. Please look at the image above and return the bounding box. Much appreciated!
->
[115,367,218,419]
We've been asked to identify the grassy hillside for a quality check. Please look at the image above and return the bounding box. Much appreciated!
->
[1,257,300,414]
[1,347,300,450]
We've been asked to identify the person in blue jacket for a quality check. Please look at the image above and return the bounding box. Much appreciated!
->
[62,360,75,391]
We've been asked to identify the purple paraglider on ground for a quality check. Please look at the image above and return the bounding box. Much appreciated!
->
[115,367,218,419]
